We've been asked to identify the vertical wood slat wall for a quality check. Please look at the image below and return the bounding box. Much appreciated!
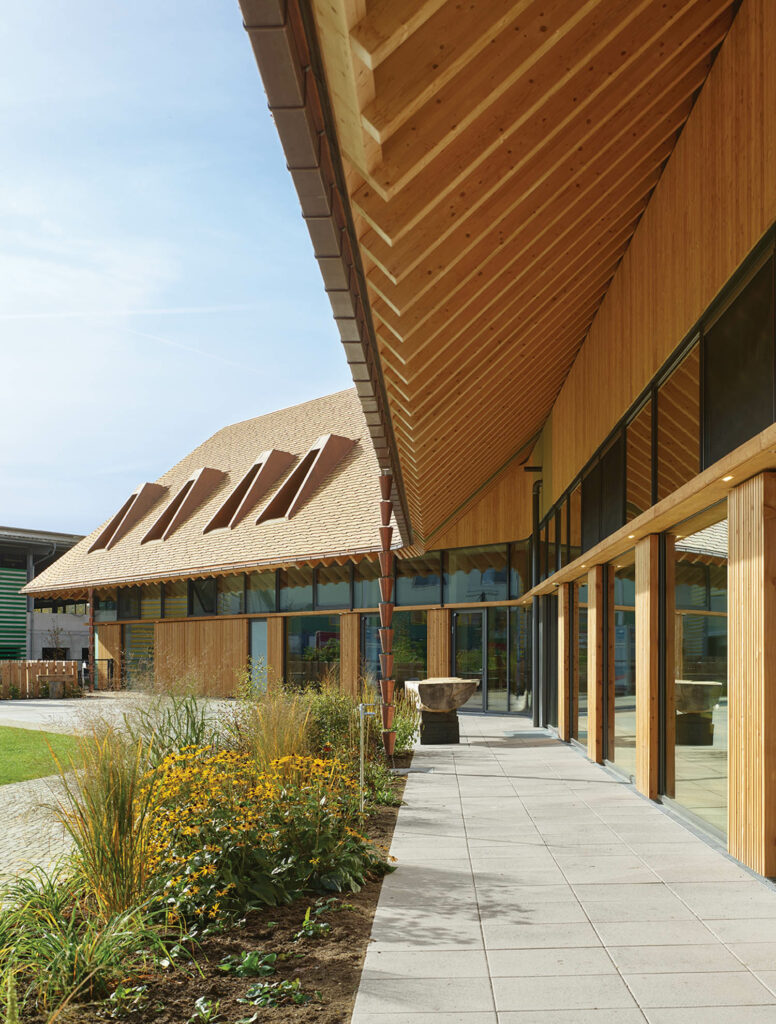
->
[267,617,284,684]
[557,583,571,742]
[587,565,605,763]
[96,623,122,688]
[427,608,451,677]
[339,612,360,698]
[664,536,676,800]
[154,619,249,697]
[728,472,776,876]
[635,536,660,799]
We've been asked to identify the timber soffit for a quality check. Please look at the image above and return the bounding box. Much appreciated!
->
[239,0,411,547]
[245,0,738,541]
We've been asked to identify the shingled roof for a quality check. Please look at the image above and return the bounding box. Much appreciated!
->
[25,388,390,597]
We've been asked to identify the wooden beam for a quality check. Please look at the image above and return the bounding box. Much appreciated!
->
[339,611,360,697]
[587,565,605,763]
[349,0,449,70]
[427,607,451,676]
[557,583,572,741]
[728,472,776,876]
[635,535,660,798]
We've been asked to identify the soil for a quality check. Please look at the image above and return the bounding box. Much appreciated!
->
[48,756,410,1024]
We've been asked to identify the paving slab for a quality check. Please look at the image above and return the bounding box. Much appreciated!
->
[352,713,776,1023]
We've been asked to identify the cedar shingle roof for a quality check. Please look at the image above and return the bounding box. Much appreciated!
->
[25,389,388,597]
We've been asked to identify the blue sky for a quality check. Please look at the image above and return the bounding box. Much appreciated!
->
[0,1,350,535]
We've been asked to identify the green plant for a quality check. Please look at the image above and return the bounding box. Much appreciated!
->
[293,905,331,941]
[222,682,311,768]
[217,950,276,977]
[104,983,149,1018]
[0,866,167,1015]
[50,728,159,919]
[393,691,420,753]
[188,995,222,1022]
[123,693,220,768]
[3,972,20,1024]
[8,685,19,700]
[237,979,316,1008]
[304,680,359,756]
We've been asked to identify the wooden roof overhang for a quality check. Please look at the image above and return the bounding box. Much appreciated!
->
[240,0,739,548]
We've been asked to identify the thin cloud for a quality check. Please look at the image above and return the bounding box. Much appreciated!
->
[120,326,263,374]
[0,303,265,321]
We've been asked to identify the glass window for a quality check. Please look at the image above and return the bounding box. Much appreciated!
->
[704,258,774,467]
[658,343,700,501]
[581,461,602,553]
[316,564,351,610]
[601,433,625,540]
[509,540,531,599]
[569,484,582,561]
[611,552,636,779]
[395,553,441,606]
[191,578,217,617]
[558,501,569,568]
[627,399,653,519]
[163,580,188,618]
[117,588,140,621]
[249,619,268,692]
[94,591,117,622]
[279,566,313,612]
[217,575,245,615]
[139,584,161,620]
[246,571,276,614]
[362,609,429,691]
[123,623,154,688]
[574,580,588,742]
[667,505,728,834]
[509,606,532,714]
[547,515,557,577]
[354,559,380,609]
[487,608,508,711]
[285,614,340,688]
[444,545,508,604]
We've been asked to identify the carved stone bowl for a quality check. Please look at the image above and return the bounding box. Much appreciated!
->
[405,677,479,713]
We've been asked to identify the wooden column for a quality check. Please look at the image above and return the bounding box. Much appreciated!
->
[378,472,396,754]
[267,617,284,685]
[557,583,572,742]
[635,536,660,799]
[427,608,451,677]
[587,565,605,763]
[339,612,360,698]
[87,586,95,692]
[728,472,776,876]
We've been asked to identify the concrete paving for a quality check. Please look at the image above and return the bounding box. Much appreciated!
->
[0,691,131,734]
[0,774,69,881]
[352,714,776,1024]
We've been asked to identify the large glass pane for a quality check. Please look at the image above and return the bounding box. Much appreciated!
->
[123,623,154,688]
[509,540,531,599]
[279,566,313,612]
[217,576,245,615]
[139,584,161,620]
[668,504,728,834]
[246,571,276,614]
[704,258,774,466]
[627,399,652,519]
[574,580,588,742]
[558,502,569,568]
[658,344,700,500]
[284,614,340,688]
[612,551,636,778]
[316,564,351,610]
[354,559,380,609]
[392,610,428,687]
[361,613,380,697]
[163,580,188,618]
[395,553,441,606]
[509,606,532,714]
[117,587,140,621]
[445,545,508,604]
[569,484,582,562]
[601,432,625,540]
[486,608,508,711]
[249,618,268,691]
[455,611,484,710]
[191,578,217,617]
[94,590,117,622]
[547,516,557,578]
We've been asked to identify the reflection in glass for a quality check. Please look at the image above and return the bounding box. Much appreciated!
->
[487,608,508,711]
[627,399,652,519]
[658,344,700,501]
[246,572,276,614]
[455,611,484,710]
[316,564,351,610]
[354,559,380,609]
[285,614,340,688]
[668,506,728,834]
[574,581,588,742]
[123,623,154,688]
[569,485,582,562]
[139,584,161,620]
[612,552,636,778]
[396,554,441,606]
[163,581,188,618]
[249,618,268,691]
[279,566,313,612]
[117,588,140,621]
[509,541,531,599]
[547,515,557,578]
[95,591,118,622]
[445,546,508,604]
[510,606,532,715]
[217,575,244,615]
[191,578,217,617]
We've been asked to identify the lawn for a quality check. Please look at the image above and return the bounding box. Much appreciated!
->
[0,725,78,785]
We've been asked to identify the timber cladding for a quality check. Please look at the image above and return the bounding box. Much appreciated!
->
[550,0,776,502]
[155,619,249,698]
[96,623,122,689]
[728,472,776,876]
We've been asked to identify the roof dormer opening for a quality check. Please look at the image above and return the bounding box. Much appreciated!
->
[203,449,294,533]
[256,434,355,523]
[141,467,225,543]
[88,482,168,553]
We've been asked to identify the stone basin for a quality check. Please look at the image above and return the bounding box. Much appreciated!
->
[675,679,723,714]
[405,677,479,713]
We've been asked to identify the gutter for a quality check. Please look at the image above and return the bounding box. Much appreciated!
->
[239,0,412,547]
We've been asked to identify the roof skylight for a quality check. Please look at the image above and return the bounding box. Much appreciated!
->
[88,482,168,553]
[256,434,355,523]
[203,449,294,533]
[141,468,225,543]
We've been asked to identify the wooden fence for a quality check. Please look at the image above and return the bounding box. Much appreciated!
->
[0,660,80,699]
